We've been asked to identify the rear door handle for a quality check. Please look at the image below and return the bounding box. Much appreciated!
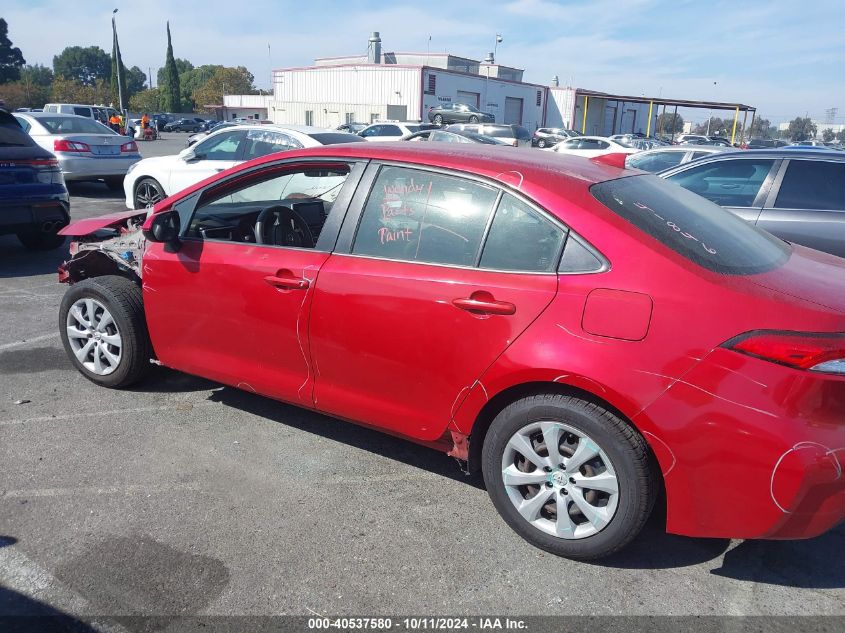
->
[452,297,516,315]
[264,275,309,290]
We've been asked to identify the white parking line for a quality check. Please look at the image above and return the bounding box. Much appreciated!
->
[0,481,203,500]
[0,542,129,631]
[0,402,217,427]
[0,332,59,351]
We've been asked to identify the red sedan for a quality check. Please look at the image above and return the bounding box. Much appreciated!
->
[57,143,845,560]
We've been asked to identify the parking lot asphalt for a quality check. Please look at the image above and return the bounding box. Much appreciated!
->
[0,134,843,622]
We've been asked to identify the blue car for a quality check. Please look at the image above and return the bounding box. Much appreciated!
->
[0,108,69,250]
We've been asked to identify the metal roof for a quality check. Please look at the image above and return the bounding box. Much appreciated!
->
[572,89,756,112]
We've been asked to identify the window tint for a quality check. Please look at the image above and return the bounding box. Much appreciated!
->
[558,236,604,273]
[10,116,32,136]
[381,125,402,136]
[194,130,245,161]
[308,132,363,145]
[73,107,92,117]
[775,160,845,210]
[626,151,685,173]
[360,125,381,137]
[560,139,580,149]
[188,164,351,246]
[1,120,34,145]
[37,116,117,135]
[352,166,498,266]
[666,158,775,207]
[591,175,789,275]
[480,194,565,272]
[241,130,301,160]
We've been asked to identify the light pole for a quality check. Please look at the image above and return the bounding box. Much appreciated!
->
[493,34,503,62]
[112,9,124,116]
[705,81,717,136]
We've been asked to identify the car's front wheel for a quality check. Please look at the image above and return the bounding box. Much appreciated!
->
[469,115,479,123]
[482,393,657,560]
[59,276,152,388]
[133,177,166,209]
[537,139,547,148]
[433,114,443,125]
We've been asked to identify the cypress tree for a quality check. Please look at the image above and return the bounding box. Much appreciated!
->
[110,26,126,110]
[162,22,181,112]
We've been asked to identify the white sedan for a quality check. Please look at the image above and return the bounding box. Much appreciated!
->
[550,136,639,158]
[123,124,362,209]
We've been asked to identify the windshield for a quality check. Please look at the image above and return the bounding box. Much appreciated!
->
[591,175,789,275]
[37,116,117,135]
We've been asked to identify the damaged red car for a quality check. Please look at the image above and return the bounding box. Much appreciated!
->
[57,143,845,560]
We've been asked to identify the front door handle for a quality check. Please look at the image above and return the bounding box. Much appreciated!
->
[452,297,516,316]
[264,275,309,290]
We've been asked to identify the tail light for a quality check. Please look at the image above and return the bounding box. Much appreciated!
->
[54,139,91,153]
[724,330,845,375]
[121,141,138,153]
[9,158,64,184]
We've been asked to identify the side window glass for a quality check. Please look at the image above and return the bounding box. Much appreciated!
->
[14,117,31,133]
[666,159,775,207]
[480,194,566,272]
[352,166,498,266]
[382,125,402,136]
[194,131,245,161]
[360,126,380,137]
[187,164,352,246]
[775,161,845,210]
[690,152,711,160]
[558,235,604,273]
[242,130,302,161]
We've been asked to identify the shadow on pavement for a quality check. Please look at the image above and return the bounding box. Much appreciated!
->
[208,385,485,489]
[66,182,123,200]
[0,236,68,279]
[710,523,845,588]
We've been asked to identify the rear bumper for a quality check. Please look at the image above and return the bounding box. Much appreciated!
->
[0,196,70,234]
[638,347,845,540]
[57,155,140,180]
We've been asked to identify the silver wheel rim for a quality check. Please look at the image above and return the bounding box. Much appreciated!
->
[66,298,122,376]
[501,421,619,540]
[135,181,164,208]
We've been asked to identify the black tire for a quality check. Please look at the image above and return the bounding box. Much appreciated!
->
[59,276,152,388]
[481,393,657,560]
[469,115,479,123]
[133,177,166,210]
[537,139,547,148]
[105,177,124,192]
[17,228,66,251]
[433,114,443,126]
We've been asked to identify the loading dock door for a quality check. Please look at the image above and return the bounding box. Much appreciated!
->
[504,97,523,124]
[456,91,480,108]
[386,104,407,121]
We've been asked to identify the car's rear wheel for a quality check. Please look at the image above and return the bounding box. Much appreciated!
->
[469,115,479,123]
[133,177,166,209]
[482,393,656,560]
[433,114,443,126]
[59,276,151,388]
[17,227,66,251]
[537,139,547,148]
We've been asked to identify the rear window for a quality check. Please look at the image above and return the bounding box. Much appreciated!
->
[591,175,789,275]
[0,122,34,147]
[37,117,116,135]
[308,132,364,145]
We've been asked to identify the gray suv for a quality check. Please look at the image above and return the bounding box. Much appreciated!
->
[658,149,845,258]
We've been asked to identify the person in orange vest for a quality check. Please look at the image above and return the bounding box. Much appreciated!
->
[108,113,121,133]
[141,113,150,131]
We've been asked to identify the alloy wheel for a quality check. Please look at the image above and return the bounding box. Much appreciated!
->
[135,181,164,208]
[501,421,620,539]
[65,298,123,375]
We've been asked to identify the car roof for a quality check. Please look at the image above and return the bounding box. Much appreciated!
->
[18,111,93,120]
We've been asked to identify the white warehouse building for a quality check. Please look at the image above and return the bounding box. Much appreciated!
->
[221,32,755,140]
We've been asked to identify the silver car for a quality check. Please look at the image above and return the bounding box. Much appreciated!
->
[13,112,141,190]
[626,145,734,173]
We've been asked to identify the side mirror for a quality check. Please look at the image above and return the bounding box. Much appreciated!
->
[143,210,181,244]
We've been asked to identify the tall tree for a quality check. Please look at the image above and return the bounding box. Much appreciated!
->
[786,117,817,141]
[821,128,835,143]
[129,87,162,113]
[124,66,147,99]
[157,58,193,87]
[0,18,26,84]
[748,116,773,139]
[192,66,256,112]
[656,112,684,134]
[19,64,53,87]
[53,46,110,86]
[161,22,181,112]
[110,22,126,110]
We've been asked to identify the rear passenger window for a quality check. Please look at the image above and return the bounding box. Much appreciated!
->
[352,166,498,266]
[665,158,775,207]
[480,194,565,272]
[382,125,402,137]
[774,160,845,210]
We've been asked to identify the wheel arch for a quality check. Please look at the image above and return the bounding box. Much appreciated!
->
[63,250,141,286]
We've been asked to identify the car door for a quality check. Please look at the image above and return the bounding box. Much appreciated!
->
[359,125,384,141]
[662,157,779,222]
[756,158,845,258]
[167,129,247,195]
[143,159,365,405]
[308,164,563,442]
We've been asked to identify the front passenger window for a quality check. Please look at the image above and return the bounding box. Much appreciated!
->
[194,130,246,161]
[241,130,302,160]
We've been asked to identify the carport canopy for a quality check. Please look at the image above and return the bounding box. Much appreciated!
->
[574,89,757,144]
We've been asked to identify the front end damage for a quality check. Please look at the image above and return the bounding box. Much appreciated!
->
[59,211,148,285]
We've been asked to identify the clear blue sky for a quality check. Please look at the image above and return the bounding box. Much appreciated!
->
[5,0,844,125]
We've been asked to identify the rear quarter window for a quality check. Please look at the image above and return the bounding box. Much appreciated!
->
[591,175,789,275]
